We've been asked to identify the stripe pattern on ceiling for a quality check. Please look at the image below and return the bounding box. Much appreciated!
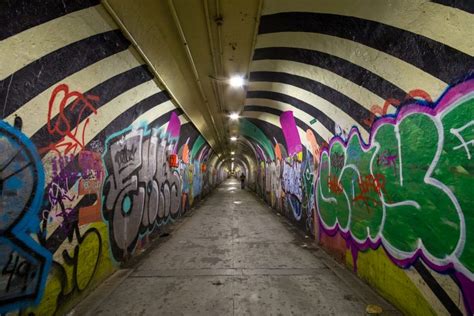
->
[0,1,206,161]
[243,1,474,147]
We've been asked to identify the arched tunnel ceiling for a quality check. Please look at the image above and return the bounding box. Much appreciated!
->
[103,0,473,164]
[104,0,262,154]
[1,1,472,314]
[239,0,473,163]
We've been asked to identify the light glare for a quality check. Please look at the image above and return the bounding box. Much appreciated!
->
[230,136,237,141]
[229,112,240,120]
[229,75,244,88]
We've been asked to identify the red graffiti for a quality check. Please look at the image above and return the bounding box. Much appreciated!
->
[364,98,400,127]
[363,89,432,127]
[405,89,432,103]
[327,175,343,194]
[41,84,99,155]
[353,174,386,210]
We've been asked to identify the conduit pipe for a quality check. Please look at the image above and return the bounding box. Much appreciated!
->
[203,0,225,114]
[167,0,223,150]
[215,0,224,76]
[102,0,221,151]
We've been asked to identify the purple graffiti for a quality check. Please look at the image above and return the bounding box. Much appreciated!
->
[280,111,302,156]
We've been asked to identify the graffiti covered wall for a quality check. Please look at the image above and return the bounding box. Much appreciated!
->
[0,2,220,314]
[243,0,474,315]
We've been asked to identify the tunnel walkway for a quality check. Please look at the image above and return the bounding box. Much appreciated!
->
[76,179,399,315]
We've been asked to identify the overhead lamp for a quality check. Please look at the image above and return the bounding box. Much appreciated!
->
[231,151,235,155]
[229,75,244,88]
[231,158,234,160]
[229,112,240,120]
[230,136,237,141]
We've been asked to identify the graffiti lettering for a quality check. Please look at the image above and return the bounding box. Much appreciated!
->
[316,79,474,285]
[103,127,182,260]
[282,159,303,220]
[282,160,302,201]
[2,252,37,294]
[43,182,76,233]
[114,143,137,167]
[450,120,474,160]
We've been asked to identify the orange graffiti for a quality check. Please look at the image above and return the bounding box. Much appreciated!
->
[274,143,282,161]
[182,143,189,163]
[363,89,432,127]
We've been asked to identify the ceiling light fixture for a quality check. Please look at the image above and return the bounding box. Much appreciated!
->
[231,151,235,155]
[229,112,239,120]
[229,75,244,88]
[230,136,237,141]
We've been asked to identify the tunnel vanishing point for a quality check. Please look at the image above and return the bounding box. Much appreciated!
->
[0,0,473,315]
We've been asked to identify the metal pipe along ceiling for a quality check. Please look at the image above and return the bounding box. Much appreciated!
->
[167,0,223,150]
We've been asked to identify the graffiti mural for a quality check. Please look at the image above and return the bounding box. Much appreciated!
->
[103,126,183,260]
[302,152,316,235]
[282,158,303,221]
[0,121,52,313]
[316,79,474,313]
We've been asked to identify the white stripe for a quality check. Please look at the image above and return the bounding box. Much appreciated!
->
[7,49,143,137]
[247,82,369,139]
[1,5,116,79]
[245,97,335,141]
[178,114,189,125]
[130,100,176,128]
[246,96,347,141]
[243,111,311,150]
[256,32,447,97]
[41,79,161,163]
[250,59,386,112]
[262,0,474,56]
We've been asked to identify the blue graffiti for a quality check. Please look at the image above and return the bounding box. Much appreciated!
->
[192,160,202,197]
[0,121,52,313]
[287,195,303,221]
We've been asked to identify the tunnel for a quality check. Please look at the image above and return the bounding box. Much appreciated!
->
[0,0,473,315]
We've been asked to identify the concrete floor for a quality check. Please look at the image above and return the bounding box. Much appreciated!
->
[75,179,400,316]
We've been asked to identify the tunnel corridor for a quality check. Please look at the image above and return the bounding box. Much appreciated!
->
[1,0,473,315]
[73,178,399,315]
